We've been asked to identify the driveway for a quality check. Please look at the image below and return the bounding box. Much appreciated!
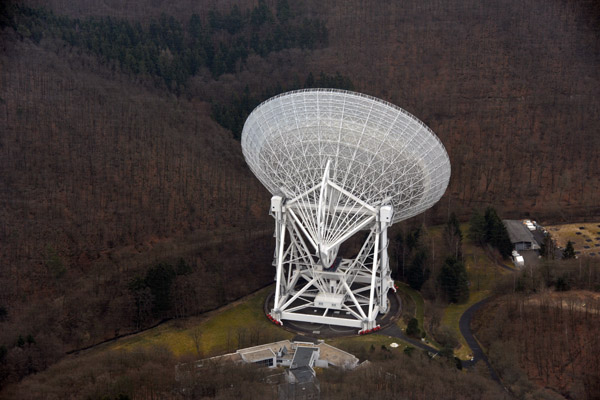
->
[459,298,501,384]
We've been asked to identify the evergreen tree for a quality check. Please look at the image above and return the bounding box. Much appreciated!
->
[562,240,575,259]
[438,256,469,303]
[224,5,243,34]
[144,263,176,316]
[276,0,292,23]
[406,250,429,290]
[176,258,193,275]
[484,207,500,244]
[187,14,203,39]
[481,207,513,259]
[406,318,420,337]
[304,72,315,87]
[555,275,570,291]
[468,210,486,243]
[404,227,421,252]
[250,0,273,28]
[495,225,513,259]
[26,334,35,345]
[208,10,222,32]
[444,212,462,259]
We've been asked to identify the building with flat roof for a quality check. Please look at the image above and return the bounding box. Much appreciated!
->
[503,220,539,251]
[177,339,359,400]
[291,347,318,369]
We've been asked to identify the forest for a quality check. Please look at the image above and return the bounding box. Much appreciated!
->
[0,0,599,397]
[473,259,600,399]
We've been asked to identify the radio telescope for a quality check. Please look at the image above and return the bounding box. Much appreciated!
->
[242,89,450,333]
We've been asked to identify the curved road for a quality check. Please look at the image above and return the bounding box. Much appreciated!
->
[459,298,501,382]
[381,295,504,387]
[381,298,503,386]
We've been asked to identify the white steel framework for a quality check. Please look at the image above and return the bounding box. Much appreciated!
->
[241,89,450,332]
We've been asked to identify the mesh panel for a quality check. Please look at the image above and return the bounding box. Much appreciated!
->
[241,89,451,223]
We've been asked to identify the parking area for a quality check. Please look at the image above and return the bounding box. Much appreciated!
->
[520,250,540,267]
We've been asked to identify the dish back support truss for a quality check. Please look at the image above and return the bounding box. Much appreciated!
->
[241,89,451,333]
[269,161,394,332]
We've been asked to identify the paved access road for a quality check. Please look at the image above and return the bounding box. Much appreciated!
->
[382,296,503,386]
[459,297,501,383]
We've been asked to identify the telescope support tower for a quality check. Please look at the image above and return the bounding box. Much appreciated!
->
[241,89,451,334]
[269,165,395,333]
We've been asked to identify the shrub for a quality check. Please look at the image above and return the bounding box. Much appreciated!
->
[406,318,420,337]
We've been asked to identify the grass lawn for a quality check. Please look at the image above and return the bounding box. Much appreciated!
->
[439,223,512,359]
[546,222,600,256]
[97,222,524,363]
[394,282,424,331]
[441,290,490,359]
[326,334,416,360]
[98,281,426,362]
[462,225,510,291]
[106,286,293,358]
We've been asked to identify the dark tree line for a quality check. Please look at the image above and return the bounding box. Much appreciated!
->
[211,72,355,139]
[128,259,192,328]
[395,226,430,291]
[394,216,469,304]
[2,342,509,400]
[438,256,469,303]
[0,2,341,138]
[0,2,328,88]
[474,292,600,399]
[469,207,513,259]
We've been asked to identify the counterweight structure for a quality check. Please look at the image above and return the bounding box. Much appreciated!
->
[241,89,450,333]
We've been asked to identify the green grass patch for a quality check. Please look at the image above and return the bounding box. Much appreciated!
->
[441,290,490,359]
[546,222,600,255]
[107,286,293,357]
[463,233,511,292]
[326,334,415,361]
[100,222,517,363]
[394,282,443,350]
[436,223,514,359]
[395,282,424,332]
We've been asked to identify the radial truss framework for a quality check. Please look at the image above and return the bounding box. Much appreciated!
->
[241,89,450,332]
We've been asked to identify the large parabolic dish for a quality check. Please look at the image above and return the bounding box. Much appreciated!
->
[242,89,450,333]
[242,89,451,224]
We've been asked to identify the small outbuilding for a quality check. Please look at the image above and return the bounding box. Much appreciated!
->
[503,220,539,251]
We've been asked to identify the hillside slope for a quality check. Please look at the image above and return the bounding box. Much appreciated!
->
[0,36,274,383]
[314,0,600,219]
[0,0,599,388]
[472,291,600,399]
[19,0,600,219]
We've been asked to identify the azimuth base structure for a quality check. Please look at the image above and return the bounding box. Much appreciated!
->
[241,89,450,334]
[270,161,394,332]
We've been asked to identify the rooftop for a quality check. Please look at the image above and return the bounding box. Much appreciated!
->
[503,220,538,245]
[291,346,318,368]
[292,335,319,345]
[239,348,276,363]
[316,343,359,368]
[289,366,316,384]
[236,340,291,358]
